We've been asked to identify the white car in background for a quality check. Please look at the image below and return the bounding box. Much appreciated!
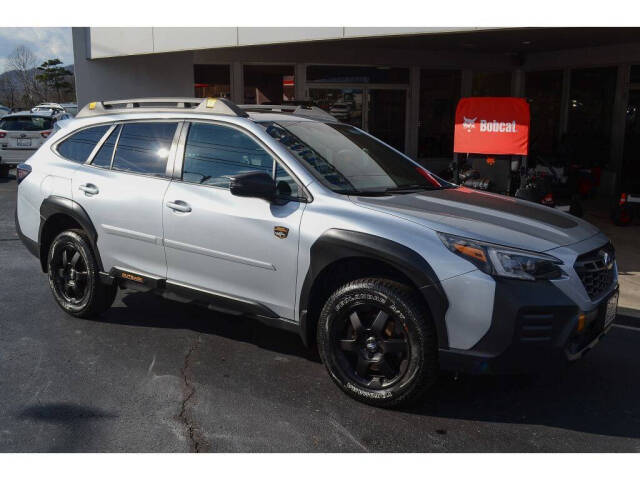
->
[0,111,61,177]
[60,103,78,116]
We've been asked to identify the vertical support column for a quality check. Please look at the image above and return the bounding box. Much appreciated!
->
[610,64,631,194]
[461,69,473,97]
[558,68,571,143]
[511,69,525,97]
[230,62,243,104]
[406,66,420,160]
[294,63,307,101]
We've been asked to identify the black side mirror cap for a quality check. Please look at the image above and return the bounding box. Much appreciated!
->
[229,171,277,201]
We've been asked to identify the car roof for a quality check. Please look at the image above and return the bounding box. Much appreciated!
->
[4,110,58,118]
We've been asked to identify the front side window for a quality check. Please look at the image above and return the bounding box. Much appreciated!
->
[260,121,451,194]
[182,122,273,188]
[111,122,177,176]
[56,125,110,163]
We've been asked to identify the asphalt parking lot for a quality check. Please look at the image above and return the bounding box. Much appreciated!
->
[1,173,639,452]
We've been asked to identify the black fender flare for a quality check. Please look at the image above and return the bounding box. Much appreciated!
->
[39,195,103,272]
[298,229,449,348]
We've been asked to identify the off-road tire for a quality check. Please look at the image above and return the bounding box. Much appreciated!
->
[317,278,438,408]
[47,229,117,318]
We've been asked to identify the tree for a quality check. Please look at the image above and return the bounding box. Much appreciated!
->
[36,58,73,102]
[8,45,41,104]
[0,74,19,109]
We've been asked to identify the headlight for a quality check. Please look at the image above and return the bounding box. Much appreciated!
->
[438,232,565,281]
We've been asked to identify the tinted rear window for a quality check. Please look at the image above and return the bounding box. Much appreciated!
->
[57,125,110,163]
[111,122,177,176]
[0,116,54,131]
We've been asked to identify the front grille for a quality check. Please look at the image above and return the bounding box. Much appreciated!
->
[574,243,615,300]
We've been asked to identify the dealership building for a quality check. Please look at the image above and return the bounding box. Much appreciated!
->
[72,27,640,196]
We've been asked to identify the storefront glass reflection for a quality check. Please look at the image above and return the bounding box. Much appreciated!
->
[309,88,364,128]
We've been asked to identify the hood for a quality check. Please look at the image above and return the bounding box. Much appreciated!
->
[351,187,599,252]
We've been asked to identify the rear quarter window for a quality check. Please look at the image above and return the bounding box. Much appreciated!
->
[56,125,110,163]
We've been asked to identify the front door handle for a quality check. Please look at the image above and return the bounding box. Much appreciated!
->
[79,183,99,195]
[166,200,192,213]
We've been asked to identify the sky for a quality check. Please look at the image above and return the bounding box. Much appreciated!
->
[0,27,73,73]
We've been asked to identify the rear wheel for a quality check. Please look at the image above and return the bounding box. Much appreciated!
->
[317,278,438,408]
[0,165,10,178]
[47,229,117,318]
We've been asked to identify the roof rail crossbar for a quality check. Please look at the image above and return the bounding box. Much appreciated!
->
[76,97,248,118]
[238,104,338,122]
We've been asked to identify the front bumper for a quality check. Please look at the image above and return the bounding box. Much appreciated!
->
[439,278,618,374]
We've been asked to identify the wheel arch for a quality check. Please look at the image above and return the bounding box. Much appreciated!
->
[39,196,103,273]
[299,229,449,349]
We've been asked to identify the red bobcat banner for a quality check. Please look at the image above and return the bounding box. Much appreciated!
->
[454,97,530,155]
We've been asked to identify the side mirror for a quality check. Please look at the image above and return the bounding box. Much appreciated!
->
[229,171,277,201]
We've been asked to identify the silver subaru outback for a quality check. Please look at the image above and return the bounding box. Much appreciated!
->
[15,97,619,407]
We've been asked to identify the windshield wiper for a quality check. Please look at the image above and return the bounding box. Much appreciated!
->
[384,184,439,193]
[335,189,392,196]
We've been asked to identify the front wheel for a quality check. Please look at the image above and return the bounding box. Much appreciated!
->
[47,229,117,318]
[317,278,438,408]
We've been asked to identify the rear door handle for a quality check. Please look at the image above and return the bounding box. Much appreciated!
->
[79,183,99,195]
[166,200,192,213]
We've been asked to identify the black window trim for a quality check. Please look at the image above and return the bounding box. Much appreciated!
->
[172,119,312,203]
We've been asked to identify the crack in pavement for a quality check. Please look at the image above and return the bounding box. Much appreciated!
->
[177,336,207,453]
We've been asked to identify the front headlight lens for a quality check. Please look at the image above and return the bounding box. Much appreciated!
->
[438,233,565,281]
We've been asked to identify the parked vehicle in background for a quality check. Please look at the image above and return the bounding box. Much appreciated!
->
[0,104,10,118]
[32,103,66,114]
[15,97,619,407]
[0,110,63,177]
[60,103,78,116]
[328,102,352,121]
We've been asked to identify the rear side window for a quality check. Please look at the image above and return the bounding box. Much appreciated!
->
[111,122,177,177]
[91,125,121,168]
[182,122,273,188]
[56,125,110,163]
[1,116,55,131]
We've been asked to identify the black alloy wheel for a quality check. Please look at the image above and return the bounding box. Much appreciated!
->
[317,278,438,408]
[333,304,410,390]
[51,242,90,305]
[47,229,117,318]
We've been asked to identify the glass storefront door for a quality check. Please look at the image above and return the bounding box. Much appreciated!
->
[367,89,406,151]
[309,86,406,152]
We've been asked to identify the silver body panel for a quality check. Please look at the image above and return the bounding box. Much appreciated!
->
[16,108,618,351]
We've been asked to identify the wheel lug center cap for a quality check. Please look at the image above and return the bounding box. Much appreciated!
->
[365,336,378,353]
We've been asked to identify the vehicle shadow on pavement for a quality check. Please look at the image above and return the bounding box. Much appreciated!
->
[407,352,640,441]
[98,290,321,362]
[17,403,117,452]
[96,291,639,442]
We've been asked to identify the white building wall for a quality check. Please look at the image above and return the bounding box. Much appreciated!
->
[73,28,194,108]
[87,27,485,59]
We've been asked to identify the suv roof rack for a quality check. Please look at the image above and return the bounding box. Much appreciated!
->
[238,104,338,122]
[76,97,249,118]
[76,97,337,122]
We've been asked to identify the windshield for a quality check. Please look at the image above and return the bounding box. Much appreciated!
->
[0,116,54,131]
[259,120,453,194]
